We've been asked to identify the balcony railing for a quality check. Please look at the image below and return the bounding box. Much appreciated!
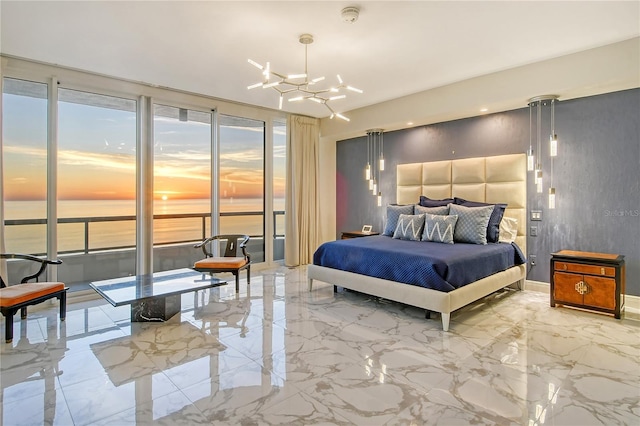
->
[4,211,285,256]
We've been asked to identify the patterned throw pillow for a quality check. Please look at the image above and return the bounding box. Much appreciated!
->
[448,203,494,245]
[453,197,507,243]
[422,213,458,244]
[415,204,449,216]
[383,204,415,236]
[392,214,425,241]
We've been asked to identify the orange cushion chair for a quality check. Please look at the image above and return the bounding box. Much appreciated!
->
[0,254,67,343]
[193,235,251,292]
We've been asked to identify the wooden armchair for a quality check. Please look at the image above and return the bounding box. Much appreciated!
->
[193,235,251,292]
[0,254,67,343]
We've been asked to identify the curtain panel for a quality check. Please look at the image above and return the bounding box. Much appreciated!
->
[285,115,321,266]
[0,76,6,282]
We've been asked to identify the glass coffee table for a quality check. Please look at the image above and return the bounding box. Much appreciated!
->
[90,268,226,322]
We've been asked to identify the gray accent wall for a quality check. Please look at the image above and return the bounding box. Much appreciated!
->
[336,89,639,296]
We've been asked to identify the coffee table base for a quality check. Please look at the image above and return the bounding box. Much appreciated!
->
[90,268,227,323]
[131,294,181,322]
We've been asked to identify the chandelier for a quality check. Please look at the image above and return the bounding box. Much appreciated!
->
[247,33,362,121]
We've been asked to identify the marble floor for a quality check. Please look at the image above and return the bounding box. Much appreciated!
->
[1,266,639,425]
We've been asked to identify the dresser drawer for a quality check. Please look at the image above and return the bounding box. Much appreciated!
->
[554,261,615,277]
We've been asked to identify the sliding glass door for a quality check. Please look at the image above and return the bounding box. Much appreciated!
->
[219,115,265,262]
[2,66,286,289]
[153,105,212,272]
[57,88,138,280]
[273,119,286,261]
[2,78,49,255]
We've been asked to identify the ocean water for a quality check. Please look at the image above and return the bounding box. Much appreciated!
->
[4,198,285,254]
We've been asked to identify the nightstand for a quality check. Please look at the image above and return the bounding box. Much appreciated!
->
[341,231,380,239]
[550,250,625,319]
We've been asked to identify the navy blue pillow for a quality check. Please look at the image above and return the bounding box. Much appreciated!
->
[419,195,454,208]
[453,197,507,243]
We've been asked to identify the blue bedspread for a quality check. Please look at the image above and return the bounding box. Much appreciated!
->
[313,236,526,292]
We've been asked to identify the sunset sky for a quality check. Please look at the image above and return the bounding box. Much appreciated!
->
[2,88,285,202]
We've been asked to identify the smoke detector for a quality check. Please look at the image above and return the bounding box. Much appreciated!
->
[341,6,359,23]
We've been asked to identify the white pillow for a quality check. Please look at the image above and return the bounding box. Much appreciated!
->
[499,217,518,244]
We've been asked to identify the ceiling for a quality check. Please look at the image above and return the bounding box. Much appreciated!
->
[1,1,639,119]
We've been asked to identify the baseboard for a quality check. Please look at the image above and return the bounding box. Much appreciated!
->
[525,279,640,319]
[625,294,640,317]
[524,280,550,293]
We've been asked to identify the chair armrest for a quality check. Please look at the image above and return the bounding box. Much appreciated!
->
[241,246,251,263]
[194,236,221,257]
[238,236,251,263]
[0,253,63,284]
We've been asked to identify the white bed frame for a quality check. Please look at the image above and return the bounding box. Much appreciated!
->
[308,153,527,331]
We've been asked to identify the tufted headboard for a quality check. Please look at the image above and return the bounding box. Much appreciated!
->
[397,153,527,253]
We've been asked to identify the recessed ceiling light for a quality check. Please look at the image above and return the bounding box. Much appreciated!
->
[407,122,413,126]
[480,108,488,112]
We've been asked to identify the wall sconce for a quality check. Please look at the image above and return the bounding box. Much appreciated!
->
[528,95,559,208]
[365,129,384,206]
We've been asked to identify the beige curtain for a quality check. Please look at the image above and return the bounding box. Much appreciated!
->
[285,115,321,266]
[0,76,6,282]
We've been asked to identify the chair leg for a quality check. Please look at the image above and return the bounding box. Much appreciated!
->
[235,272,240,293]
[3,309,15,343]
[247,265,251,285]
[59,290,67,321]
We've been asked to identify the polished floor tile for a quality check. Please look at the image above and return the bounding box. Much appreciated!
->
[1,265,639,425]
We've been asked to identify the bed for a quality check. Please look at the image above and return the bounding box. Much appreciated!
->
[308,153,527,331]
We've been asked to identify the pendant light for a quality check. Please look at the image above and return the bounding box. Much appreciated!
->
[527,106,534,171]
[535,99,543,193]
[365,132,371,181]
[528,95,559,206]
[550,98,558,157]
[366,129,384,205]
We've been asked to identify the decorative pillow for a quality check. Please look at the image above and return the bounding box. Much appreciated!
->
[415,204,449,216]
[454,197,507,243]
[419,195,454,207]
[383,204,415,236]
[448,203,494,245]
[393,214,425,241]
[422,213,458,244]
[499,217,519,244]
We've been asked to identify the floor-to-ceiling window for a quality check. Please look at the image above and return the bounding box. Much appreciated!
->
[2,78,48,255]
[2,60,286,287]
[57,88,138,281]
[153,105,212,272]
[57,89,137,253]
[219,115,265,262]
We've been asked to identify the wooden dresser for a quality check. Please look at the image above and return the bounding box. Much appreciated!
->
[550,250,625,319]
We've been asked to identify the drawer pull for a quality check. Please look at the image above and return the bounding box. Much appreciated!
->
[562,264,567,270]
[601,267,605,275]
[575,281,589,295]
